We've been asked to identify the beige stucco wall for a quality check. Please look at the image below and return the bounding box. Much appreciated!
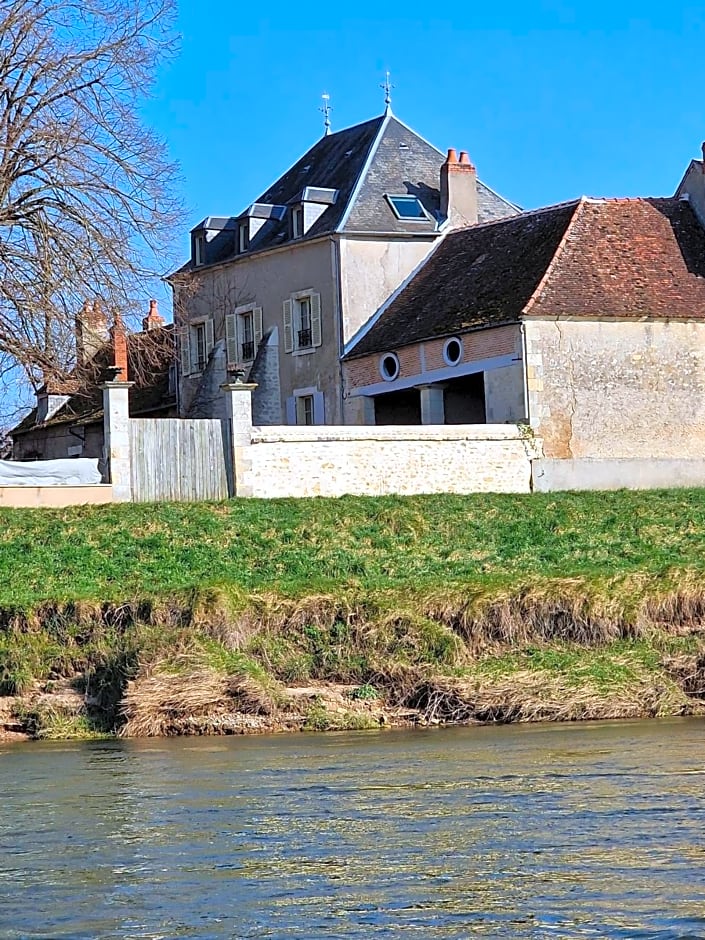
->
[524,318,705,459]
[239,424,538,496]
[338,236,438,345]
[0,485,113,507]
[176,237,344,422]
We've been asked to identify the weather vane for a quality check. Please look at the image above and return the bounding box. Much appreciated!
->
[320,92,332,136]
[380,70,394,112]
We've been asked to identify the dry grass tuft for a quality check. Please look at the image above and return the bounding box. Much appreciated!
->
[391,667,698,725]
[120,660,279,737]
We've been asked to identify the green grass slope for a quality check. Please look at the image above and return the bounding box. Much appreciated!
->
[1,490,704,738]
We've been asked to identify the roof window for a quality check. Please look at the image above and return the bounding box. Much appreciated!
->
[386,194,428,221]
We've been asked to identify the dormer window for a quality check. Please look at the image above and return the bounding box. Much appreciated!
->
[193,234,205,266]
[238,223,249,253]
[292,206,304,239]
[386,194,428,221]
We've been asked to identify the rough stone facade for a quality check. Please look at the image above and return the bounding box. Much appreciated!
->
[525,318,705,458]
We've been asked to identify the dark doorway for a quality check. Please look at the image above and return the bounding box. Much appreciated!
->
[444,373,486,424]
[374,388,421,424]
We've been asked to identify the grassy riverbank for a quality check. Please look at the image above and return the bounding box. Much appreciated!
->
[1,491,705,739]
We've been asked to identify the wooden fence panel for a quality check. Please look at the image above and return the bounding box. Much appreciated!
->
[129,419,233,502]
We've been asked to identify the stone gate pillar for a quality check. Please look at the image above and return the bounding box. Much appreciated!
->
[221,380,258,497]
[101,378,134,501]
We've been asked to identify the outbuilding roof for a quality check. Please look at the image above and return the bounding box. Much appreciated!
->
[345,196,705,358]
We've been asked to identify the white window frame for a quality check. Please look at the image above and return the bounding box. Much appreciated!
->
[443,336,464,367]
[283,290,321,355]
[226,305,263,366]
[379,352,400,381]
[384,194,430,222]
[238,222,249,253]
[286,386,325,426]
[292,205,304,239]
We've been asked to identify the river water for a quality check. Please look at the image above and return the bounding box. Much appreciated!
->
[1,719,704,939]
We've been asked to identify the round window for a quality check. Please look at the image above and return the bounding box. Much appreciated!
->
[443,337,463,367]
[379,353,400,381]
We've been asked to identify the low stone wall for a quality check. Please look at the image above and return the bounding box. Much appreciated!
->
[239,425,538,498]
[0,485,113,508]
[533,459,705,492]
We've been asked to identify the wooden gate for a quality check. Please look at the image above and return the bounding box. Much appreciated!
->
[129,419,233,502]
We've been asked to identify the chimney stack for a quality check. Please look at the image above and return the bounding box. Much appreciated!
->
[142,298,165,332]
[76,299,109,366]
[440,147,478,228]
[110,312,129,381]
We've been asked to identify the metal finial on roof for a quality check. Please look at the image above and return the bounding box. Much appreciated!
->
[320,92,332,136]
[381,70,394,113]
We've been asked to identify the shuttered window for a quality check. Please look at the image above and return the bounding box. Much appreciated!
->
[226,306,263,365]
[283,292,322,354]
[181,318,214,375]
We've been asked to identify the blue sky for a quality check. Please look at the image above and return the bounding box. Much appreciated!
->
[145,0,705,266]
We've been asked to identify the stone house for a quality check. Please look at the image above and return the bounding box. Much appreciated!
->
[343,189,705,460]
[11,301,176,461]
[169,106,518,426]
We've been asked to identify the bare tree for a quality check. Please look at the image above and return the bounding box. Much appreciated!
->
[0,0,181,396]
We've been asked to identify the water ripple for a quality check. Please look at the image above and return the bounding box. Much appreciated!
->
[1,718,704,939]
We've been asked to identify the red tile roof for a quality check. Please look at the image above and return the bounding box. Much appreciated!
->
[346,196,705,359]
[524,197,705,320]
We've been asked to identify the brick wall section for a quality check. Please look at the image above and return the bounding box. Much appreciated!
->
[344,323,522,392]
[240,425,539,497]
[423,324,520,372]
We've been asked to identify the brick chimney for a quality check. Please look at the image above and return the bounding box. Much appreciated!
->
[110,312,129,381]
[142,298,165,331]
[76,299,109,365]
[440,148,478,228]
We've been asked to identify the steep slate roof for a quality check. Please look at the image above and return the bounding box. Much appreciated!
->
[11,326,176,437]
[346,197,705,358]
[175,112,518,272]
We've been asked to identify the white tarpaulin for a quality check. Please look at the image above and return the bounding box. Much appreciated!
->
[0,458,102,486]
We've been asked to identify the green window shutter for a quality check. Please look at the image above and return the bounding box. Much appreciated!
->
[205,318,215,357]
[253,307,263,351]
[180,329,191,376]
[225,314,238,366]
[283,299,293,353]
[310,292,322,347]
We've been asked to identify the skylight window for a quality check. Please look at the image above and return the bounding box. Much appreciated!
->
[386,194,428,221]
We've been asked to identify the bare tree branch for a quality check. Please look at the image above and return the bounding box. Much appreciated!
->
[0,0,181,393]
